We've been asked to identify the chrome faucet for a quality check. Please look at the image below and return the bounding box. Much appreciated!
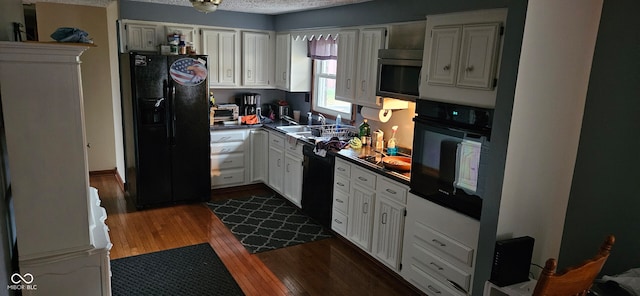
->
[307,112,313,126]
[317,114,326,125]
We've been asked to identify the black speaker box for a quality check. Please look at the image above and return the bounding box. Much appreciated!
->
[490,236,535,287]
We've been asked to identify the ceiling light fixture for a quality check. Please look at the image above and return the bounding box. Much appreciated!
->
[190,0,223,13]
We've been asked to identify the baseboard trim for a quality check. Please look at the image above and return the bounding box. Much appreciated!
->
[89,168,125,193]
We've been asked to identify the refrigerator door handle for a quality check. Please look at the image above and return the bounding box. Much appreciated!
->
[163,80,171,141]
[170,83,177,145]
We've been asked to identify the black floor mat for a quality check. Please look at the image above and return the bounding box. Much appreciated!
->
[111,243,244,296]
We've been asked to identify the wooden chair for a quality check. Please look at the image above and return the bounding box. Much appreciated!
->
[532,235,615,296]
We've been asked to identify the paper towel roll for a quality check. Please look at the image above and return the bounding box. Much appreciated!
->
[361,107,392,122]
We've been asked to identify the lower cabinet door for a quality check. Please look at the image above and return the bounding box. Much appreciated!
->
[372,197,405,271]
[283,153,302,208]
[268,146,284,193]
[347,185,375,252]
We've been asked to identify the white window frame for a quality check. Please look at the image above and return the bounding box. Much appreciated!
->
[312,59,352,119]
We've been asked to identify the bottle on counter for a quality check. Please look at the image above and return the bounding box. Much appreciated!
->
[387,125,398,156]
[359,119,371,146]
[336,114,342,129]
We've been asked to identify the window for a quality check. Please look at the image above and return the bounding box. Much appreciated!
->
[308,38,351,119]
[312,59,351,118]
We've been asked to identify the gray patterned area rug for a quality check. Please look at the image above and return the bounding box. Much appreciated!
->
[110,243,244,296]
[207,195,332,253]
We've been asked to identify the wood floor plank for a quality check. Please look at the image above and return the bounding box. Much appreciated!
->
[93,174,421,296]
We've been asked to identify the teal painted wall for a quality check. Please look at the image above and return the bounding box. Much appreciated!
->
[559,0,640,276]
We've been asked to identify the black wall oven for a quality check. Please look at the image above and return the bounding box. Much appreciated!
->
[410,100,493,220]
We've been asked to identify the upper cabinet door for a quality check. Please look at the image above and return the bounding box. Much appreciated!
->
[242,31,272,87]
[336,30,359,103]
[202,29,239,87]
[354,28,386,108]
[274,33,291,89]
[427,26,461,86]
[125,23,158,52]
[456,23,501,89]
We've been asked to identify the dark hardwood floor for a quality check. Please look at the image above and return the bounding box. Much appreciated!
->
[92,174,421,296]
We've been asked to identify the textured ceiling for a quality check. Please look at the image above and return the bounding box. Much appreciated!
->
[22,0,373,15]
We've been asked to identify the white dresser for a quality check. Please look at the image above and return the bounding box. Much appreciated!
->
[0,41,112,295]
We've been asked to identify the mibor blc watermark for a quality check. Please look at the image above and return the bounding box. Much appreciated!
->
[8,273,37,291]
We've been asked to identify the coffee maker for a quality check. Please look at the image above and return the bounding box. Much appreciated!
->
[241,93,261,116]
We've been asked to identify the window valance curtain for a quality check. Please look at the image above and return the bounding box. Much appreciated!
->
[307,38,337,60]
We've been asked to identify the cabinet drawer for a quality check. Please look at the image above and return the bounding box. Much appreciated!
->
[334,175,350,194]
[406,263,459,296]
[377,177,407,204]
[211,168,245,186]
[211,130,245,143]
[352,166,376,189]
[414,221,474,267]
[269,132,285,148]
[335,159,351,177]
[414,244,471,292]
[210,141,244,154]
[333,190,349,214]
[285,138,303,156]
[210,153,244,170]
[331,209,348,236]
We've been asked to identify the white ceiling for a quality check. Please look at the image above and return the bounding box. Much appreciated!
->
[22,0,373,15]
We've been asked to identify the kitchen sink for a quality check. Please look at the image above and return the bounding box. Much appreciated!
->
[276,125,312,133]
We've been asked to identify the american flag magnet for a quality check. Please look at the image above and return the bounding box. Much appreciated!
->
[169,58,208,86]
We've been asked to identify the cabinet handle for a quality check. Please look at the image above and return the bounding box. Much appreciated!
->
[427,285,442,294]
[443,64,451,71]
[430,262,444,271]
[247,70,252,79]
[334,219,342,224]
[226,69,232,77]
[432,239,446,247]
[385,188,397,195]
[282,72,286,81]
[337,182,345,187]
[336,199,344,203]
[223,160,232,163]
[221,148,230,153]
[286,163,290,173]
[381,212,387,224]
[338,167,346,172]
[223,176,233,179]
[465,65,474,72]
[363,202,368,214]
[358,176,368,182]
[219,136,230,141]
[361,80,366,92]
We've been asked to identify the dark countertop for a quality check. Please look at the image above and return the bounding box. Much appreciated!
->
[210,120,411,185]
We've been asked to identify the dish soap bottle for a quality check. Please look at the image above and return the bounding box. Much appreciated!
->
[359,119,371,146]
[336,114,342,129]
[387,125,398,156]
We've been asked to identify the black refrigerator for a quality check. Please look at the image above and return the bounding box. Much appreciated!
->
[121,52,211,209]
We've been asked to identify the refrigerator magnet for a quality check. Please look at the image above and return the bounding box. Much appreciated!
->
[170,57,208,86]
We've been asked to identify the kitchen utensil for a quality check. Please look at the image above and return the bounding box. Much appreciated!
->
[382,156,411,171]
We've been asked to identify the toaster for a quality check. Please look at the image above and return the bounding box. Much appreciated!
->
[210,104,239,124]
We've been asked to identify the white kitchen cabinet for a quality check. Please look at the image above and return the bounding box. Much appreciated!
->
[250,129,268,183]
[427,26,461,86]
[348,184,376,252]
[123,22,160,52]
[335,29,358,103]
[420,9,507,108]
[354,28,386,108]
[275,33,312,92]
[283,152,303,207]
[210,130,247,188]
[242,31,273,87]
[202,29,240,87]
[456,23,501,89]
[372,177,408,272]
[268,131,285,194]
[0,42,111,295]
[402,193,479,295]
[166,25,198,51]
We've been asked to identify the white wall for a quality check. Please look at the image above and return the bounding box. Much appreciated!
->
[107,1,125,179]
[497,0,603,265]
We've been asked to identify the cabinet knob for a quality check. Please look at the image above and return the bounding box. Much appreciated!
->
[443,64,451,71]
[465,65,474,72]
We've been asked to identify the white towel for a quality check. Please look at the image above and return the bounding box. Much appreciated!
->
[455,139,481,194]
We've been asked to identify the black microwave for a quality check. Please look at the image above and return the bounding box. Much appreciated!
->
[376,49,423,101]
[410,100,493,220]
